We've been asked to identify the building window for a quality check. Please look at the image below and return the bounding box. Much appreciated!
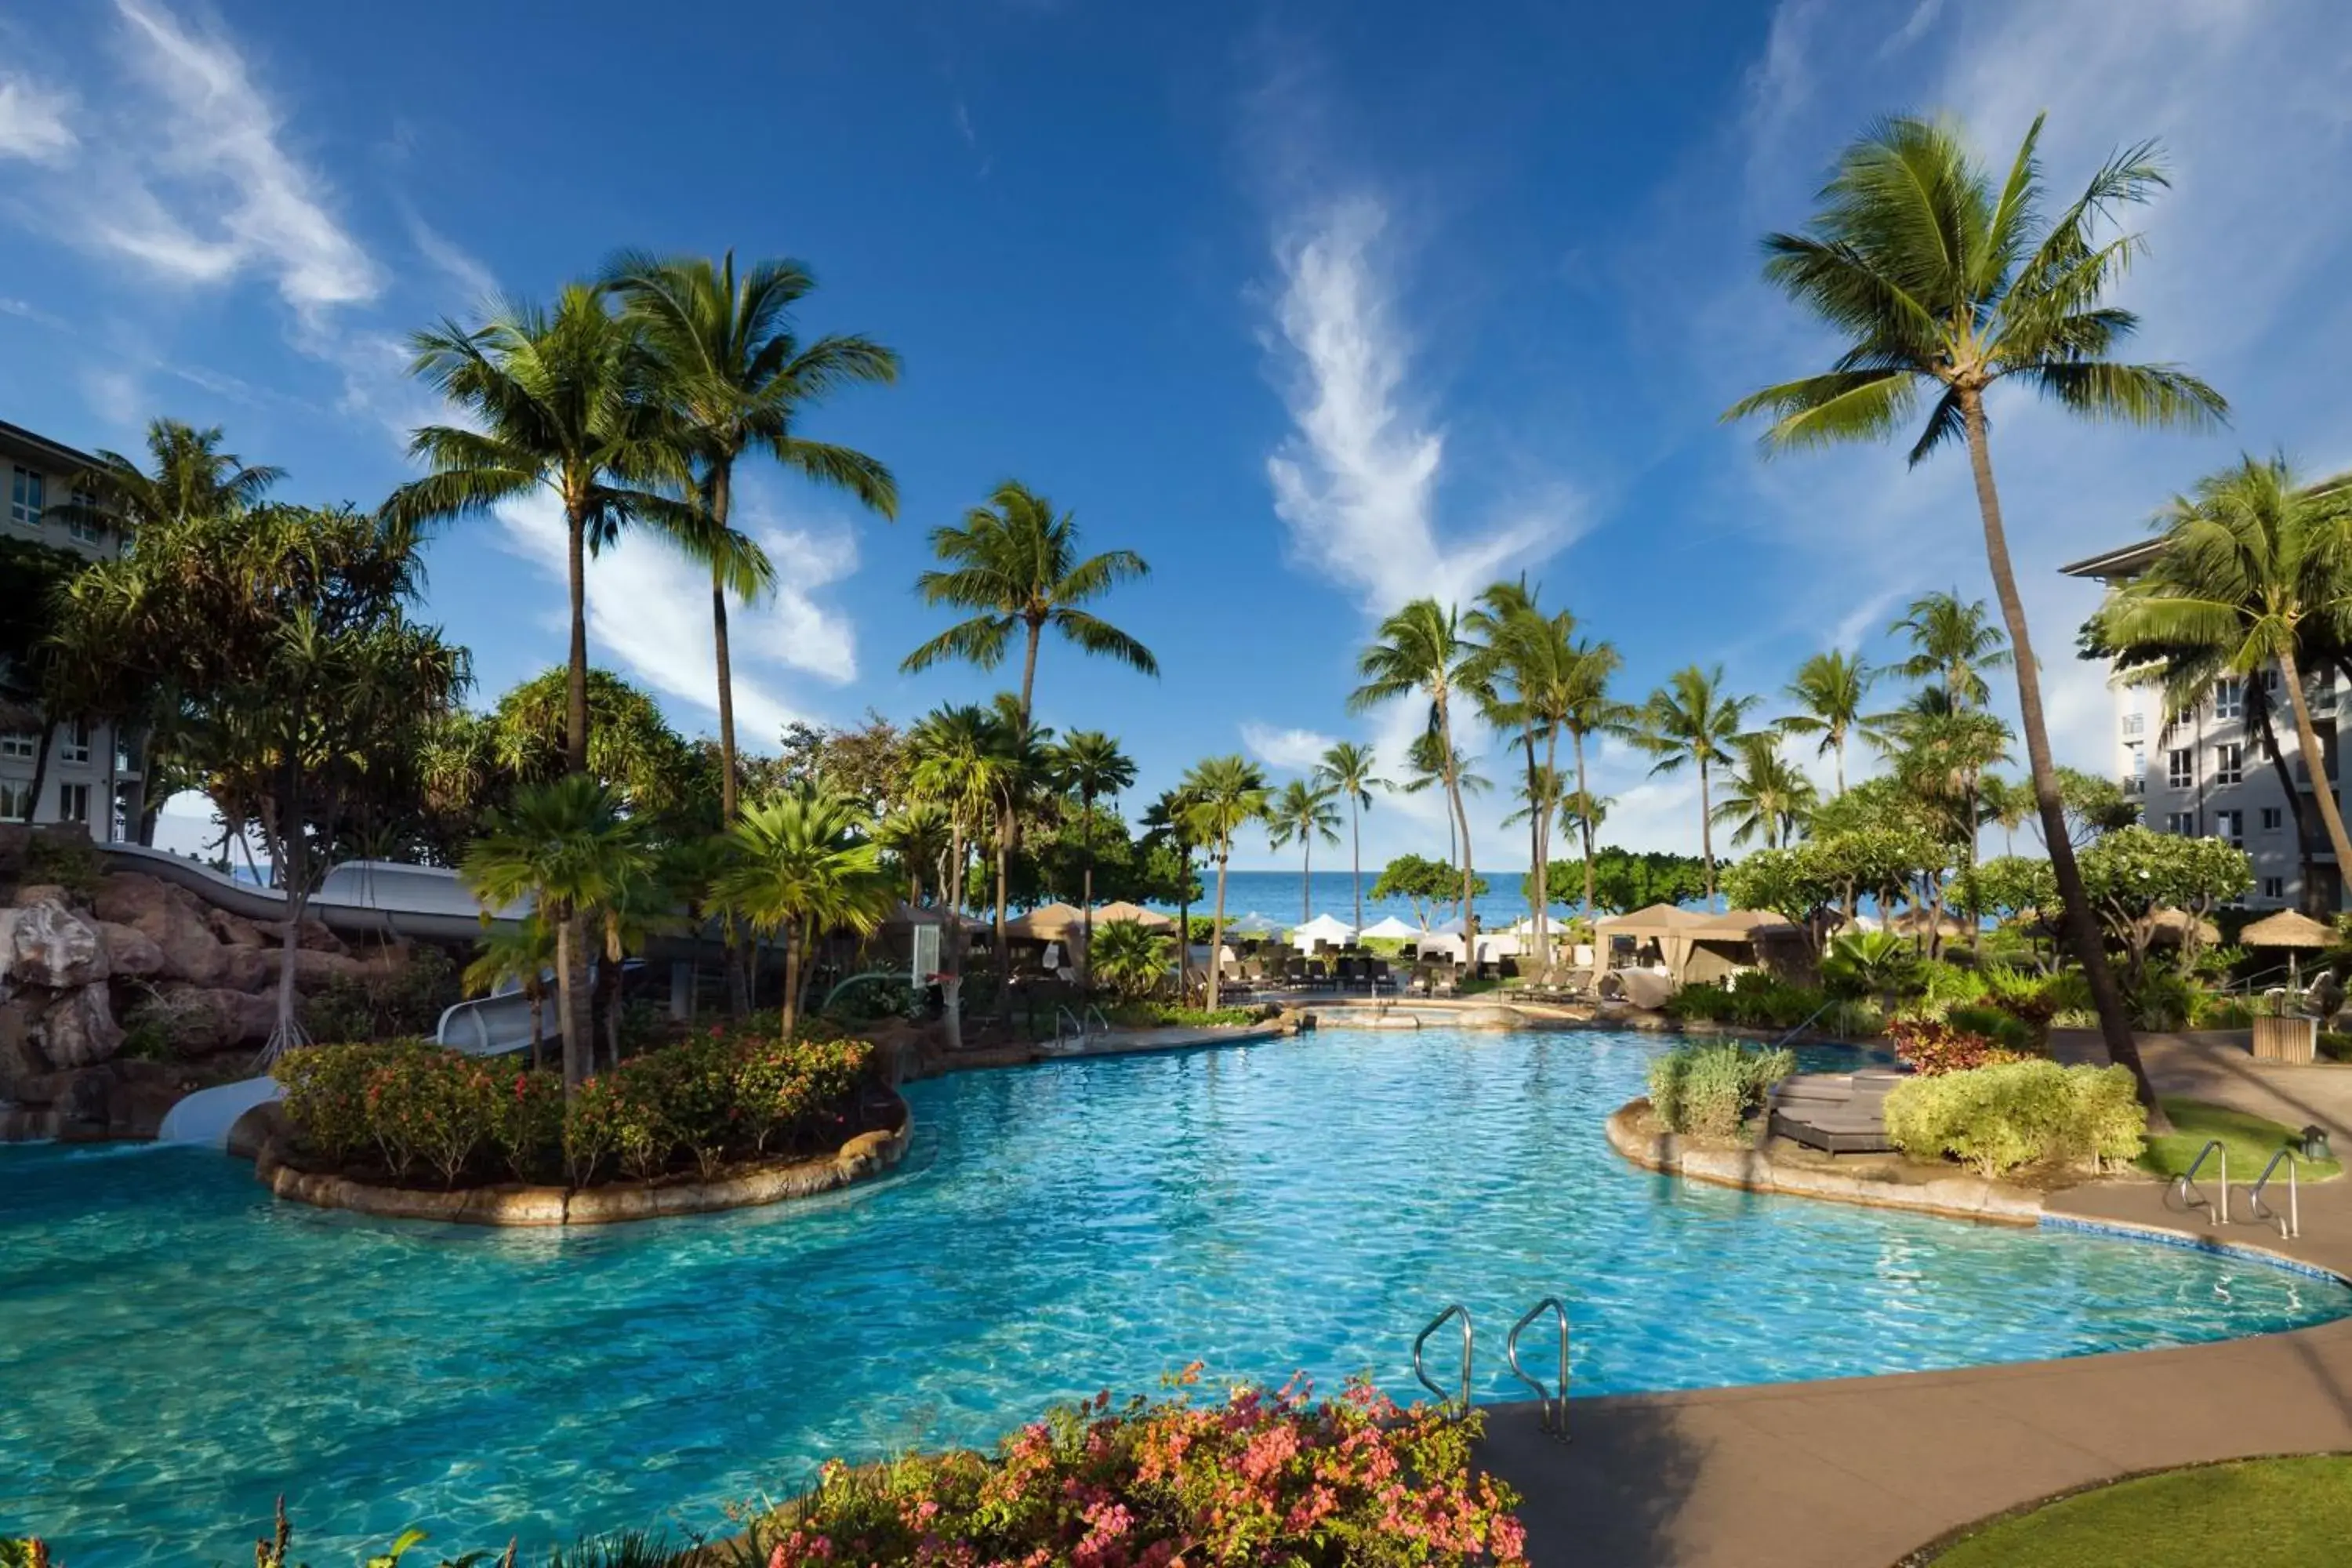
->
[9,466,42,528]
[0,781,26,822]
[2122,712,2145,738]
[2214,678,2243,718]
[2263,807,2285,831]
[56,782,89,823]
[2215,808,2243,845]
[2261,667,2281,696]
[2263,877,2287,901]
[0,731,34,760]
[57,720,90,767]
[2214,742,2243,785]
[2165,811,2196,835]
[2318,680,2339,717]
[65,488,102,546]
[2168,749,2193,789]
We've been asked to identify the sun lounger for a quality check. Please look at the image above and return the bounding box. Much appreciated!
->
[1766,1067,1907,1154]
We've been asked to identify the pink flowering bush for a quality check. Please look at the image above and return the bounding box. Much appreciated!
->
[758,1370,1527,1568]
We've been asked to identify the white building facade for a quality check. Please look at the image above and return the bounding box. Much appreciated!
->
[0,417,147,842]
[2063,539,2339,912]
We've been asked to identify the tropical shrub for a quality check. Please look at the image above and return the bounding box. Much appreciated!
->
[1882,1016,2027,1076]
[1944,1004,2042,1057]
[275,1040,419,1165]
[1819,998,1886,1040]
[1885,1061,2146,1177]
[758,1370,1526,1568]
[303,944,463,1044]
[1664,973,1828,1030]
[1103,1001,1278,1029]
[1646,1041,1795,1139]
[365,1048,501,1186]
[1087,918,1172,1000]
[2125,968,2200,1032]
[1819,930,1926,1003]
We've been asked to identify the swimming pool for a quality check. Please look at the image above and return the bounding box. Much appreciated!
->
[5,1028,2343,1565]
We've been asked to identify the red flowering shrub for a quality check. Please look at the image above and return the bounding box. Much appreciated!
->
[493,1070,565,1183]
[760,1370,1526,1568]
[1884,1016,2029,1077]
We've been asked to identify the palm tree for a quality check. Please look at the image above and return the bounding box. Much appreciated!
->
[873,801,952,906]
[462,915,557,1072]
[605,251,900,823]
[1351,599,1483,946]
[1264,779,1341,924]
[1711,732,1820,850]
[1777,650,1875,794]
[460,775,655,1092]
[1314,741,1391,935]
[1560,639,1629,923]
[55,418,282,540]
[1087,919,1171,1002]
[1878,689,2014,884]
[1634,665,1757,901]
[1046,729,1134,990]
[1142,786,1202,995]
[1179,756,1271,1010]
[1976,774,2035,856]
[901,480,1157,728]
[1890,592,2011,711]
[1467,581,1591,966]
[2103,456,2352,877]
[1398,731,1490,869]
[1727,114,2228,1123]
[717,787,897,1039]
[906,703,1018,1051]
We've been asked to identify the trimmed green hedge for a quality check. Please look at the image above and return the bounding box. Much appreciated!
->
[1885,1060,2145,1178]
[274,1030,880,1190]
[1646,1041,1795,1140]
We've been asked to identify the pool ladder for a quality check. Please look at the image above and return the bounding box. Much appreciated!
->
[1410,1298,1571,1439]
[2249,1149,2300,1240]
[1051,1004,1110,1048]
[2172,1139,2228,1226]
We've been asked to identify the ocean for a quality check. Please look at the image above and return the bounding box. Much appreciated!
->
[1139,868,1559,930]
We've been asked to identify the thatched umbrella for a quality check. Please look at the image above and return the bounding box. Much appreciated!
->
[2241,908,2335,988]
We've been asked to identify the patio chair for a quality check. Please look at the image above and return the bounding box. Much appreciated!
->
[1370,958,1395,996]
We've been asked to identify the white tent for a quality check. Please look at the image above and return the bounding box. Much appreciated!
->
[1358,915,1425,941]
[1225,912,1279,935]
[1291,913,1356,949]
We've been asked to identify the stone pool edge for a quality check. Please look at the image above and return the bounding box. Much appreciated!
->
[252,1095,913,1227]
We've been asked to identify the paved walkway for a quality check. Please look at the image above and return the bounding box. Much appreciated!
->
[2053,1026,2352,1141]
[1486,1033,2352,1567]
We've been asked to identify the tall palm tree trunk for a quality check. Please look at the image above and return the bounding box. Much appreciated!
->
[1962,394,2167,1131]
[1698,760,1715,902]
[555,903,593,1089]
[528,994,544,1073]
[781,921,804,1040]
[1175,844,1194,1001]
[1834,734,1847,797]
[2277,648,2352,872]
[1209,846,1230,1010]
[1574,729,1596,927]
[993,811,1011,1004]
[1348,795,1363,935]
[2250,695,2317,902]
[560,496,600,1058]
[939,824,966,1052]
[1079,797,1096,992]
[1301,834,1312,924]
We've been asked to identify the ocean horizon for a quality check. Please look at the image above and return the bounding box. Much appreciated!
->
[1134,868,1581,929]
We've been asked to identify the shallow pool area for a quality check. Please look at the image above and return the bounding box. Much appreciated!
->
[5,1028,2344,1566]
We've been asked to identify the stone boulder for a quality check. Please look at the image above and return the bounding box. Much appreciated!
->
[96,920,168,979]
[218,943,278,994]
[0,999,44,1091]
[255,916,348,956]
[147,985,279,1055]
[205,908,270,949]
[34,983,124,1069]
[13,883,74,909]
[92,873,227,987]
[0,898,111,990]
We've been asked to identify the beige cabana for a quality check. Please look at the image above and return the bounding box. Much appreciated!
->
[1679,909,1805,984]
[2134,906,2222,949]
[1086,901,1175,931]
[2242,909,2333,949]
[1595,903,1711,979]
[1886,908,1973,941]
[1005,902,1086,941]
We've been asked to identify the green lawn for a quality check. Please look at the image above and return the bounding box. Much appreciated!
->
[1926,1455,2352,1566]
[2136,1097,2340,1184]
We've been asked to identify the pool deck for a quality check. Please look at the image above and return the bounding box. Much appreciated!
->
[1486,1033,2352,1567]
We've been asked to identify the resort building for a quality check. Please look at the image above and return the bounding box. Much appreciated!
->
[2063,539,2341,911]
[0,417,145,842]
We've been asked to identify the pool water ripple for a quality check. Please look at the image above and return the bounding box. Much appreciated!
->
[2,1029,2343,1566]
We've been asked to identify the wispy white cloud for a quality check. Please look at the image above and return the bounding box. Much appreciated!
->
[1240,721,1338,774]
[0,77,77,164]
[401,202,495,305]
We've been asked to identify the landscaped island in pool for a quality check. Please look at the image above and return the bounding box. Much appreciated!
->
[5,1027,2343,1566]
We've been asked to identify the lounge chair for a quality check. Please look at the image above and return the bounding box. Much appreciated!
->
[1766,1068,1908,1154]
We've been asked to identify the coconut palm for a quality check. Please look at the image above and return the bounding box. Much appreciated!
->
[1777,650,1875,794]
[1141,786,1202,994]
[1878,688,2014,879]
[463,915,557,1072]
[1559,638,1629,921]
[1313,741,1391,935]
[1398,731,1490,870]
[1727,112,2229,1123]
[1350,599,1483,946]
[1890,592,2011,712]
[1711,732,1820,850]
[1179,755,1271,1010]
[1468,585,1590,965]
[51,418,282,543]
[1045,729,1134,989]
[1976,774,2035,857]
[1264,778,1341,924]
[459,775,656,1092]
[873,800,953,906]
[604,251,899,822]
[2103,456,2352,877]
[906,703,1018,1051]
[1633,666,1757,901]
[717,787,896,1039]
[900,480,1156,728]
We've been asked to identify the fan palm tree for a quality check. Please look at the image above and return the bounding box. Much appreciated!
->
[1777,650,1875,794]
[1711,732,1820,850]
[1314,741,1391,935]
[1046,729,1134,989]
[1727,114,2228,1123]
[1350,599,1483,946]
[1179,755,1271,1010]
[604,251,900,823]
[901,480,1157,728]
[906,703,1018,1051]
[459,775,655,1092]
[1890,592,2011,711]
[2102,456,2352,876]
[462,915,557,1073]
[1264,778,1341,924]
[1634,665,1757,901]
[717,787,897,1039]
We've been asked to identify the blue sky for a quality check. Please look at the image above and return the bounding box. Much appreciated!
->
[2,0,2349,869]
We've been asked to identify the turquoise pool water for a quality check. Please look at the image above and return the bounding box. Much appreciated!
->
[5,1028,2344,1565]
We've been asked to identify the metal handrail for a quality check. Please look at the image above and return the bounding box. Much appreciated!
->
[1052,1006,1085,1047]
[1768,1002,1834,1050]
[2173,1139,2229,1226]
[1505,1298,1570,1439]
[1083,1004,1110,1034]
[1413,1304,1473,1413]
[2249,1149,2300,1240]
